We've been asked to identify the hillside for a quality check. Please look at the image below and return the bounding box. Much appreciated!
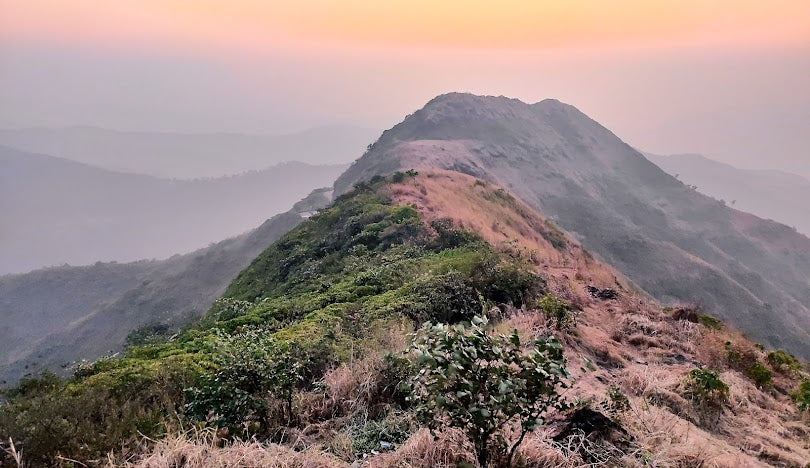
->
[647,153,810,236]
[0,188,333,384]
[335,93,810,360]
[0,145,346,274]
[0,125,379,178]
[2,172,807,466]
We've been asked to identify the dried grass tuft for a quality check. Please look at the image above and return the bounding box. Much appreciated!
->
[121,430,347,468]
[363,428,475,468]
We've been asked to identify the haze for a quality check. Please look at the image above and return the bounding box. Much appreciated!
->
[1,0,809,176]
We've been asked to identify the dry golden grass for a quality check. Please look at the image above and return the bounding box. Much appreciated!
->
[120,431,347,468]
[392,171,810,466]
[362,428,476,468]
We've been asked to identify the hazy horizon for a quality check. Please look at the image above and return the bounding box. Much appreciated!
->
[1,1,809,177]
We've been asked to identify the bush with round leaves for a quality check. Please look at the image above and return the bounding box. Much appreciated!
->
[408,316,569,467]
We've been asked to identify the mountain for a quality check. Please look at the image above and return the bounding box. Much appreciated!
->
[0,188,333,384]
[335,93,810,359]
[2,171,806,466]
[0,145,347,274]
[647,153,810,236]
[0,125,379,178]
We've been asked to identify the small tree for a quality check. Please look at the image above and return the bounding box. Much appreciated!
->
[408,316,569,467]
[185,329,303,434]
[685,368,729,406]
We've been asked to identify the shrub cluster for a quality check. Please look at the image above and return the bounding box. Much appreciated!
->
[685,368,729,407]
[408,316,569,467]
[185,328,303,436]
[0,176,550,465]
[766,349,802,374]
[792,379,810,412]
[538,293,573,330]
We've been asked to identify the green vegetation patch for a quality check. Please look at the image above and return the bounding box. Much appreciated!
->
[697,314,724,330]
[0,175,546,465]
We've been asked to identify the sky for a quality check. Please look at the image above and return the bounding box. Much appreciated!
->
[1,0,809,176]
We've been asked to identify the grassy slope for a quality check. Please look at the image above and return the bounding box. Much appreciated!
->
[2,171,808,466]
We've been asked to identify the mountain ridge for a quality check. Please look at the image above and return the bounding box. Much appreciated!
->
[334,92,810,359]
[3,170,807,466]
[0,124,379,179]
[647,152,810,236]
[0,145,347,274]
[0,187,334,384]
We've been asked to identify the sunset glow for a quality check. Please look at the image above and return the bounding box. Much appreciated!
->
[3,0,809,54]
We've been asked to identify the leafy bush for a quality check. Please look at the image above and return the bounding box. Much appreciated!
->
[379,354,415,407]
[185,328,303,435]
[697,314,724,330]
[685,368,729,407]
[408,316,569,467]
[469,254,542,308]
[792,379,810,412]
[125,323,174,347]
[206,297,254,322]
[766,350,802,374]
[604,386,631,418]
[745,362,773,388]
[406,272,482,323]
[350,413,412,456]
[0,363,193,465]
[389,169,419,183]
[430,218,481,250]
[538,293,572,330]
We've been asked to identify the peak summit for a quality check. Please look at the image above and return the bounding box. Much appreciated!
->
[333,93,810,360]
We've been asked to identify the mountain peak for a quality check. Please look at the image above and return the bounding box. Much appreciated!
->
[334,92,810,361]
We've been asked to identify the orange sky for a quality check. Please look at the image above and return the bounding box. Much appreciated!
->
[1,1,808,175]
[2,0,809,54]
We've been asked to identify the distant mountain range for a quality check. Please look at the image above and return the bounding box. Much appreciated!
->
[0,188,332,384]
[337,92,810,358]
[0,125,379,178]
[647,153,810,237]
[0,145,347,274]
[3,93,809,384]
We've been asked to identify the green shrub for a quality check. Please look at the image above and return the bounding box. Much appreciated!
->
[185,328,303,435]
[766,350,802,374]
[430,218,481,249]
[406,272,482,324]
[685,368,729,406]
[0,363,193,465]
[469,255,542,307]
[350,413,412,456]
[698,314,724,330]
[538,293,572,330]
[745,362,773,388]
[604,386,630,418]
[791,379,810,412]
[379,353,414,407]
[125,323,174,347]
[409,316,569,467]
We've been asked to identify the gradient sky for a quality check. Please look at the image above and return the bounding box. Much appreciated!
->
[1,0,809,176]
